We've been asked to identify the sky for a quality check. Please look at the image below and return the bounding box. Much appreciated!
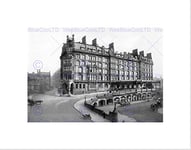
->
[28,27,163,78]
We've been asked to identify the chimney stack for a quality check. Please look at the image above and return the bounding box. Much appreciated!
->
[147,53,152,59]
[66,35,69,42]
[109,42,114,50]
[139,51,144,56]
[123,52,127,58]
[82,36,86,44]
[66,35,74,47]
[92,38,97,46]
[132,49,138,56]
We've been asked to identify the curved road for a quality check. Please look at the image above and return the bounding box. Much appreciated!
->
[28,91,106,122]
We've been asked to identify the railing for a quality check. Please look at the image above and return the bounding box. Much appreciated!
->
[111,88,157,96]
[84,101,118,122]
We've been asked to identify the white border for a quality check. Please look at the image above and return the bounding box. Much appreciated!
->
[0,0,190,149]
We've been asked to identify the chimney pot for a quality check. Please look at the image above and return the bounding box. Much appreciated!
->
[139,51,144,56]
[132,49,138,56]
[92,38,97,46]
[82,36,86,44]
[109,42,114,50]
[147,53,152,58]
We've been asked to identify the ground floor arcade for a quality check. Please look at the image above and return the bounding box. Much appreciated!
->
[58,79,161,96]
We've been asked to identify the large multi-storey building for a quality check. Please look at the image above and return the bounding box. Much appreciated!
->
[28,70,51,94]
[60,35,154,95]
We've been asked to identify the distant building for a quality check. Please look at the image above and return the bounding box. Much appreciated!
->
[60,35,155,95]
[28,70,51,94]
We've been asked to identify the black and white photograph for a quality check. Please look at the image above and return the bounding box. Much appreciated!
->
[28,28,163,122]
[0,0,190,149]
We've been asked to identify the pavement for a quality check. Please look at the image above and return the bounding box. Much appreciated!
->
[117,101,163,122]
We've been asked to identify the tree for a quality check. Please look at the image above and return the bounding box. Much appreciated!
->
[51,69,60,88]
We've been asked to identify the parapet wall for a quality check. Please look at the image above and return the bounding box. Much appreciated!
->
[84,101,118,122]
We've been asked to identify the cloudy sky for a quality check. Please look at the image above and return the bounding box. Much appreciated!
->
[28,27,163,77]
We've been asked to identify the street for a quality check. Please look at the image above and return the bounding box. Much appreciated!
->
[28,90,162,122]
[28,90,106,122]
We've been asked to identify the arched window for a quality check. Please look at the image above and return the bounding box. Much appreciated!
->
[81,54,85,60]
[76,60,80,66]
[98,74,102,80]
[81,60,85,66]
[78,67,83,73]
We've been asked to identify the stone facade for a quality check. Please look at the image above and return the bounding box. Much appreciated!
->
[60,35,154,95]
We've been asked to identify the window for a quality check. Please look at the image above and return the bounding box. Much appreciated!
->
[86,55,89,60]
[76,84,78,89]
[103,58,106,63]
[105,75,108,81]
[98,62,102,68]
[79,84,82,89]
[122,75,124,80]
[76,54,80,59]
[78,74,83,80]
[83,84,85,88]
[98,74,102,80]
[76,60,80,66]
[103,69,108,74]
[103,63,108,68]
[92,56,96,61]
[81,55,85,60]
[93,75,96,80]
[124,61,127,66]
[93,67,97,73]
[81,60,85,66]
[78,67,82,73]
